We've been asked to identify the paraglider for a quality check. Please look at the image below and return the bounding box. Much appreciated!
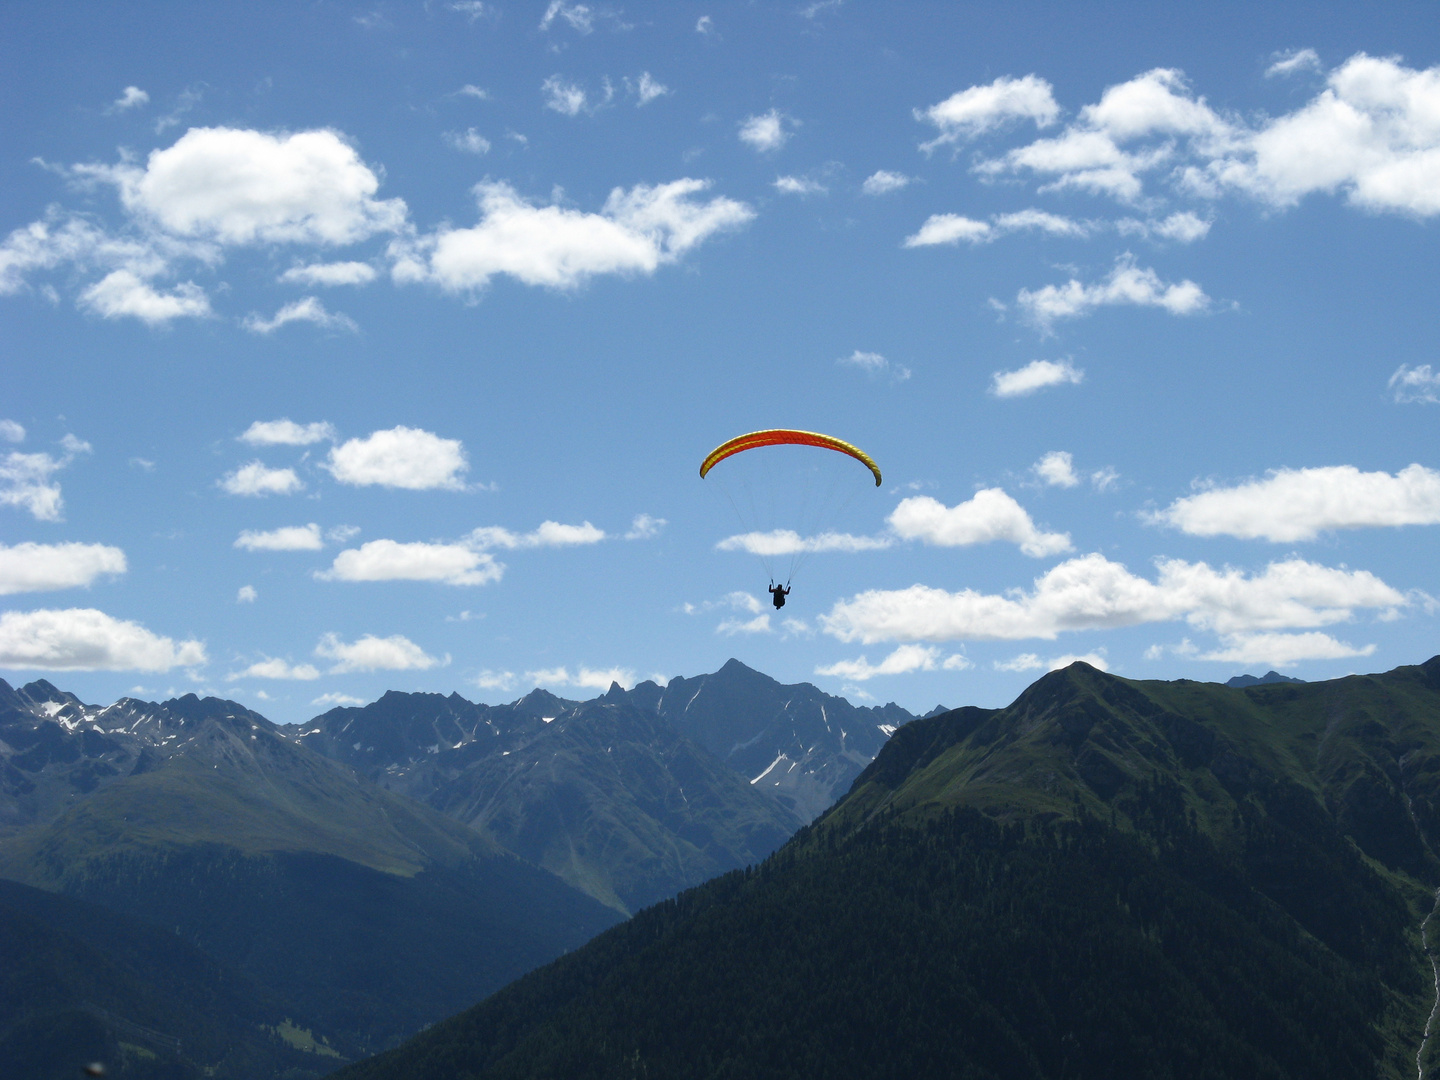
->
[701,429,882,603]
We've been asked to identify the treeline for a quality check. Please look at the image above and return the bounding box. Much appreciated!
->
[339,796,1408,1080]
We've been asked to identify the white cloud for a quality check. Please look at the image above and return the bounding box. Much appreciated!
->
[326,525,361,543]
[219,462,304,497]
[717,530,892,556]
[861,170,910,195]
[91,126,407,246]
[243,296,357,334]
[1391,364,1440,404]
[470,521,606,549]
[226,657,321,681]
[631,73,670,105]
[449,1,493,21]
[316,632,446,672]
[624,513,666,539]
[278,261,376,287]
[816,643,946,681]
[445,128,492,155]
[774,175,827,196]
[993,208,1090,238]
[903,214,992,247]
[473,670,515,692]
[237,585,257,603]
[1091,467,1120,492]
[0,421,24,443]
[1017,256,1208,329]
[457,84,490,100]
[1199,631,1372,665]
[542,76,591,117]
[1153,464,1440,541]
[717,613,772,635]
[822,553,1405,645]
[990,359,1084,398]
[110,86,150,111]
[234,524,324,551]
[838,349,910,382]
[526,665,634,691]
[326,426,467,490]
[390,179,753,293]
[1,455,63,520]
[312,691,366,707]
[240,419,336,446]
[0,542,127,594]
[1034,451,1079,488]
[539,1,593,33]
[79,270,212,325]
[738,110,792,152]
[888,491,1072,558]
[1117,211,1212,243]
[319,540,503,586]
[994,652,1044,672]
[695,15,714,34]
[917,75,1061,151]
[0,608,206,671]
[1266,49,1322,78]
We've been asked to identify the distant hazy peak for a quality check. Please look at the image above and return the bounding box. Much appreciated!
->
[1225,671,1306,688]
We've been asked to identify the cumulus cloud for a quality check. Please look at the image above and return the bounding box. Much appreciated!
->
[525,665,634,691]
[473,669,515,692]
[226,657,321,681]
[965,56,1440,219]
[237,585,257,603]
[469,521,606,549]
[1116,211,1211,243]
[0,542,127,594]
[445,128,492,155]
[0,421,24,443]
[88,126,407,246]
[219,462,304,497]
[326,426,467,490]
[79,270,212,325]
[542,76,594,117]
[994,652,1044,672]
[624,513,666,539]
[240,419,336,446]
[316,632,446,672]
[861,170,911,195]
[838,349,910,382]
[1266,49,1322,79]
[1199,631,1371,665]
[738,110,793,152]
[243,296,358,334]
[774,175,827,196]
[278,261,376,287]
[629,73,670,105]
[319,540,503,586]
[888,491,1072,558]
[1152,464,1440,541]
[110,86,150,112]
[1017,256,1208,329]
[903,208,1088,248]
[234,524,324,551]
[815,643,972,681]
[0,608,206,671]
[312,691,366,707]
[990,359,1084,398]
[1391,364,1440,404]
[390,179,753,293]
[717,613,772,635]
[1034,451,1079,488]
[717,530,892,556]
[821,553,1405,646]
[2,447,81,521]
[917,75,1061,152]
[539,1,593,32]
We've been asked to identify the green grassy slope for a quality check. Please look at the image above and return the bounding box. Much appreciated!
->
[332,657,1440,1080]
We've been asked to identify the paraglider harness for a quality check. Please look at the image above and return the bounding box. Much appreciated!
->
[768,580,791,609]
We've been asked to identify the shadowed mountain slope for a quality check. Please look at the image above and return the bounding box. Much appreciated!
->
[333,657,1440,1080]
[0,684,620,1059]
[286,682,807,913]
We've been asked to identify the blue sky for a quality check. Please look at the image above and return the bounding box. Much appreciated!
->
[3,1,1439,721]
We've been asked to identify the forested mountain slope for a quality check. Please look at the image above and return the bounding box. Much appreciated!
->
[334,657,1440,1080]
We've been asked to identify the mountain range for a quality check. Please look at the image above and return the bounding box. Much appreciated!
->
[334,656,1440,1080]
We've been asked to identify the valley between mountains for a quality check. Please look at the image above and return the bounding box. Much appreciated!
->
[8,656,1440,1079]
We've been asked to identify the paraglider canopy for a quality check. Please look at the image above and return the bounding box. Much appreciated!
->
[700,429,882,486]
